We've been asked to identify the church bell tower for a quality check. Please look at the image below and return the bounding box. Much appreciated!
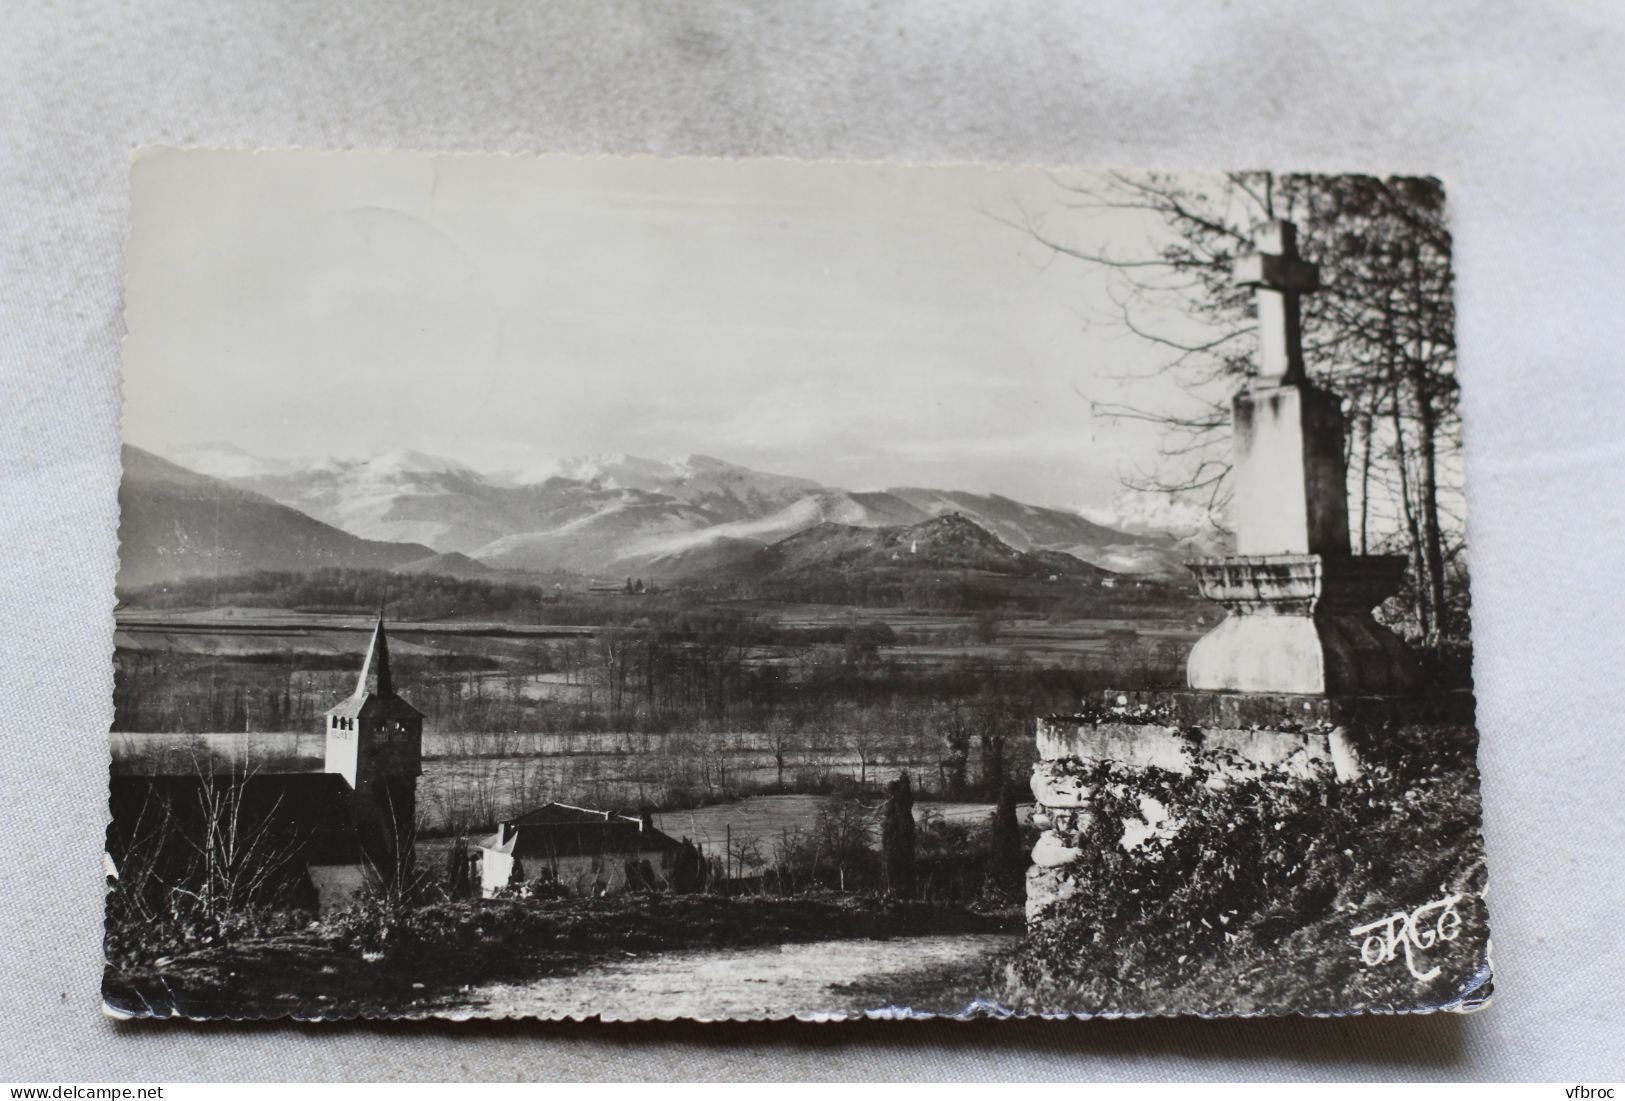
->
[324,615,423,877]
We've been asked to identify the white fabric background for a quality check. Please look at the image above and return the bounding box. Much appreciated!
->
[3,0,1622,1082]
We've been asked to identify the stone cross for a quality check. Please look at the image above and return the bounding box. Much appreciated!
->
[1224,220,1345,559]
[1233,220,1320,384]
[1181,216,1414,695]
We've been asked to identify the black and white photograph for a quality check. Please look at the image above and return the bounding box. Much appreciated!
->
[102,148,1488,1021]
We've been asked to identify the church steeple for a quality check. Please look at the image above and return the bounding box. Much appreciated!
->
[325,612,422,791]
[355,615,394,699]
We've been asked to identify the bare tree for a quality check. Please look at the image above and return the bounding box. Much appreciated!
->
[816,797,876,894]
[1006,172,1462,642]
[938,700,973,797]
[105,783,179,927]
[764,715,798,790]
[842,709,884,792]
[173,759,310,919]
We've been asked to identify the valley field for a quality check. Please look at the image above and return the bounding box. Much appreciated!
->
[111,585,1205,824]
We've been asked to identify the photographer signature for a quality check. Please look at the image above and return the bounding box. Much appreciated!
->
[1350,893,1463,981]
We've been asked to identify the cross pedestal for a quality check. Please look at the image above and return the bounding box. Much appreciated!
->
[1184,219,1415,695]
[1185,552,1414,694]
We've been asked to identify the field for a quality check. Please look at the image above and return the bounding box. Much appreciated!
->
[112,602,1205,670]
[111,596,1205,826]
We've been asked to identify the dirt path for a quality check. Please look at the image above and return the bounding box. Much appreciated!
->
[461,932,1018,1020]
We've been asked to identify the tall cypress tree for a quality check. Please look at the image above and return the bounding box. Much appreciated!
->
[987,781,1027,897]
[445,836,472,900]
[882,771,916,899]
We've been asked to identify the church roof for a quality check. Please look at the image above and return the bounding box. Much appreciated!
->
[106,772,368,884]
[325,616,423,721]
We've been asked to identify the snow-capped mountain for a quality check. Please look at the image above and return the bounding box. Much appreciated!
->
[319,448,480,479]
[509,453,824,524]
[235,449,526,553]
[471,496,721,574]
[1076,489,1233,568]
[1077,490,1223,541]
[623,490,932,561]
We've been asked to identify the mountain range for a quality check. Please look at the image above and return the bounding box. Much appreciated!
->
[118,442,1217,590]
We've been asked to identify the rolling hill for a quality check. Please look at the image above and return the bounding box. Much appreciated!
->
[766,513,1107,577]
[391,551,502,579]
[676,513,1116,602]
[621,487,1196,579]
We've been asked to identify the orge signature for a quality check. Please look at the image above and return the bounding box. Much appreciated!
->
[1349,893,1463,981]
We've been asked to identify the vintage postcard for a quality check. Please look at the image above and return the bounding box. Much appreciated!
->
[105,149,1489,1020]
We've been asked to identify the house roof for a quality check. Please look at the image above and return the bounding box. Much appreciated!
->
[324,616,423,721]
[479,802,684,859]
[507,802,625,827]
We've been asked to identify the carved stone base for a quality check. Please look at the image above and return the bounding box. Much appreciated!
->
[1185,553,1416,695]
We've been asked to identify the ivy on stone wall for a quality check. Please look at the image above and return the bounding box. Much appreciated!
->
[1008,723,1488,1015]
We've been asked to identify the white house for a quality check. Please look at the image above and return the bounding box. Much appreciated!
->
[477,802,685,897]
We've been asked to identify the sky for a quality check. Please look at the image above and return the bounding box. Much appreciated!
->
[121,150,1209,510]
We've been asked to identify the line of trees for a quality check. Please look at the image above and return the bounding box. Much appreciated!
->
[123,564,1198,626]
